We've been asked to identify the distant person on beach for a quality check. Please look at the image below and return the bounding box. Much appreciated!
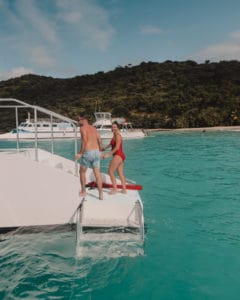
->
[102,121,126,194]
[75,114,103,200]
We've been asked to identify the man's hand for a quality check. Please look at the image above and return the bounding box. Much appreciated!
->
[75,153,82,160]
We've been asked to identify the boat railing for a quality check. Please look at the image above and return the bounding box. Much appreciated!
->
[94,112,112,121]
[0,98,79,176]
[76,199,86,248]
[136,200,144,241]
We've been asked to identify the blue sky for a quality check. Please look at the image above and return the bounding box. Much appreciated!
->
[1,0,240,80]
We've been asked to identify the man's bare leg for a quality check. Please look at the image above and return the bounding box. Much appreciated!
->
[79,165,87,197]
[93,167,103,200]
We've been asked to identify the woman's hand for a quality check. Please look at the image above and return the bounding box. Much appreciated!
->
[102,153,110,159]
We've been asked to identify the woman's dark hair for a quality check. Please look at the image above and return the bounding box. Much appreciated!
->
[112,121,120,129]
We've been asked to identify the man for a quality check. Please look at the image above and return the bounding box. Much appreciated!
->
[75,114,103,200]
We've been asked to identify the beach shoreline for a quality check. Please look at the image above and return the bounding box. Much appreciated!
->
[145,125,240,134]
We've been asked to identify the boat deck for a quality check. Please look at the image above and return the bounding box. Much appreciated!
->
[80,188,141,228]
[0,149,143,232]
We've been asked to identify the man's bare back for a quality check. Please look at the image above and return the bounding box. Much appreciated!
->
[75,116,103,200]
[81,124,101,151]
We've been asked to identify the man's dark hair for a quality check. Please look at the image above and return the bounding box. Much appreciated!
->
[79,114,88,120]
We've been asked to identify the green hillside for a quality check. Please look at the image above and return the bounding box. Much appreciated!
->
[1,60,240,131]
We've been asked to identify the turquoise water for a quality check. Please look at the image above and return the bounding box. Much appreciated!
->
[1,132,240,299]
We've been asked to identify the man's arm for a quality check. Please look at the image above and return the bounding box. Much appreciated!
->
[96,130,103,151]
[79,127,87,154]
[75,127,87,160]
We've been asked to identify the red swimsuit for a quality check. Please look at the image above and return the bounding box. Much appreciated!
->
[110,137,126,161]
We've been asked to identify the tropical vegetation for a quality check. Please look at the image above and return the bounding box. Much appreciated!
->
[1,60,240,130]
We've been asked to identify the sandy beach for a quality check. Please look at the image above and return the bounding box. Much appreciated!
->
[145,125,240,134]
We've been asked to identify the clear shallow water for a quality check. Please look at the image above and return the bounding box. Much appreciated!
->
[1,132,240,299]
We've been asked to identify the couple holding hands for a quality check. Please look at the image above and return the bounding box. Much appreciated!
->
[75,115,126,200]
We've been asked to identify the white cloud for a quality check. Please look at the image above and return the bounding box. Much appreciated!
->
[29,46,56,68]
[56,0,115,52]
[192,30,240,61]
[0,0,59,71]
[60,11,83,24]
[1,0,59,46]
[193,43,240,61]
[17,0,59,44]
[0,67,33,81]
[0,0,115,77]
[140,25,163,35]
[0,0,6,9]
[230,30,240,40]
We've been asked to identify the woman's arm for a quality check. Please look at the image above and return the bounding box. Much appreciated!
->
[110,134,121,155]
[103,134,121,158]
[101,143,111,151]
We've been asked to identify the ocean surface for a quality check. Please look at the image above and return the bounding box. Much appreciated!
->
[1,131,240,299]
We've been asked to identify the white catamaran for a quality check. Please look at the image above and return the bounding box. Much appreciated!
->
[0,112,81,140]
[0,98,144,257]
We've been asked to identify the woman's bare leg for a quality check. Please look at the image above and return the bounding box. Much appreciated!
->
[117,162,126,193]
[108,155,122,194]
[93,167,103,200]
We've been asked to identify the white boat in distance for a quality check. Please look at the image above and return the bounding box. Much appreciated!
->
[0,113,81,140]
[93,112,146,139]
[0,111,146,140]
[0,98,144,257]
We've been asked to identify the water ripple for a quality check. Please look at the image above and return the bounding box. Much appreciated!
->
[2,132,240,299]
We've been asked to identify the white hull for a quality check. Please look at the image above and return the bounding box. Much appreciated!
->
[0,129,146,140]
[0,131,81,140]
[100,129,146,139]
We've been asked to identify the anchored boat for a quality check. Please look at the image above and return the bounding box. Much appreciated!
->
[0,110,147,141]
[93,111,147,139]
[0,111,80,140]
[0,98,144,257]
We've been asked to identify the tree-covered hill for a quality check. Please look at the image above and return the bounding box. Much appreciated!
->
[1,60,240,131]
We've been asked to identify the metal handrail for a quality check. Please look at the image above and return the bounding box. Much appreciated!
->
[0,98,79,176]
[76,199,85,250]
[135,200,144,242]
[0,98,78,124]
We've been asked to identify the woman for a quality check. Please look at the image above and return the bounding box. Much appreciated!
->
[102,121,126,194]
